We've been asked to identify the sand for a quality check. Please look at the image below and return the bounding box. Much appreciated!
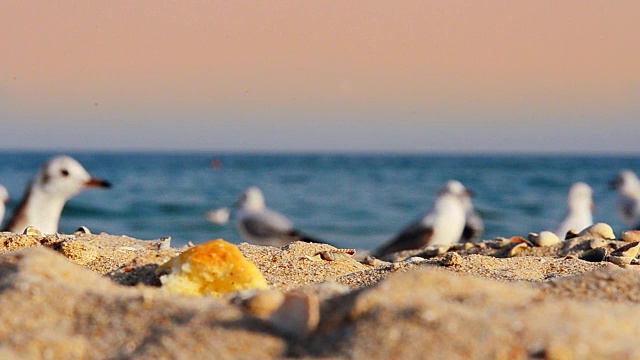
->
[0,230,639,359]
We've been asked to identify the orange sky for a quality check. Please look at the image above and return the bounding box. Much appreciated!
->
[1,1,640,151]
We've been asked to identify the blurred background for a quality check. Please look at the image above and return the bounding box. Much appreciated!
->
[1,2,639,247]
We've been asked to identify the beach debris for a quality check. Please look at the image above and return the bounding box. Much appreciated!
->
[509,242,530,257]
[156,236,172,250]
[268,291,320,339]
[22,226,43,236]
[75,226,91,235]
[440,252,462,267]
[157,239,268,297]
[578,223,615,240]
[622,230,640,243]
[206,207,230,225]
[564,229,580,240]
[528,231,561,247]
[579,247,608,262]
[607,241,640,265]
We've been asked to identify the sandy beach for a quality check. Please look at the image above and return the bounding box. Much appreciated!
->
[1,229,640,359]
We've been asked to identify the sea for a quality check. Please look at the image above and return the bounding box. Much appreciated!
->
[0,152,637,250]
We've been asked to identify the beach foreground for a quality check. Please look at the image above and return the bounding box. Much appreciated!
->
[1,231,639,359]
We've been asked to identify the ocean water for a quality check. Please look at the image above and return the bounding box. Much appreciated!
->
[0,152,637,250]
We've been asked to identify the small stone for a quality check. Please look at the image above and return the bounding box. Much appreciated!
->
[622,230,640,243]
[404,256,426,263]
[22,226,43,236]
[241,289,286,318]
[579,247,608,262]
[75,226,91,235]
[268,292,320,339]
[578,223,615,240]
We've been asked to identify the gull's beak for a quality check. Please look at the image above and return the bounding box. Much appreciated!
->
[591,202,596,212]
[466,188,475,197]
[85,177,112,188]
[3,196,9,205]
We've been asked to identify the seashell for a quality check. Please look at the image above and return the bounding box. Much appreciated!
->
[529,231,560,247]
[22,226,43,236]
[578,223,615,240]
[464,242,474,250]
[404,256,426,263]
[268,292,320,339]
[589,238,608,249]
[564,229,580,240]
[579,247,608,262]
[509,242,529,257]
[75,226,91,234]
[607,255,634,266]
[622,230,640,243]
[611,241,640,258]
[156,236,172,250]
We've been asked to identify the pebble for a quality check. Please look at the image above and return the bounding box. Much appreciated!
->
[579,247,608,262]
[578,223,615,240]
[509,243,529,257]
[589,238,608,249]
[268,292,320,339]
[440,252,462,266]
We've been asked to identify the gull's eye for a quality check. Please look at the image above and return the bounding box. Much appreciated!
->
[60,169,70,177]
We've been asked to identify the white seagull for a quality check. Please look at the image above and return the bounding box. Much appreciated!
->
[611,169,640,229]
[374,180,469,258]
[554,182,594,239]
[3,155,111,234]
[0,185,9,226]
[235,186,328,247]
[460,191,484,243]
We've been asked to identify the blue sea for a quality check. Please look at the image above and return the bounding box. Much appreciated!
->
[0,152,637,249]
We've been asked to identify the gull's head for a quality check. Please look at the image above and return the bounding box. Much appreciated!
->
[33,155,111,199]
[567,182,593,212]
[236,186,266,211]
[611,169,640,192]
[0,185,9,204]
[438,180,472,199]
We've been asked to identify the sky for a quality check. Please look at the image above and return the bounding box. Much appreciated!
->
[1,1,639,153]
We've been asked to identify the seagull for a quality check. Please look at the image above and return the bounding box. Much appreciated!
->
[3,155,111,234]
[459,191,484,243]
[611,169,640,229]
[235,186,328,247]
[0,185,9,226]
[554,182,594,239]
[373,180,469,258]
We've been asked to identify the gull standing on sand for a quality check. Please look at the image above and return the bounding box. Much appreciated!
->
[235,186,328,247]
[3,155,111,234]
[554,182,594,239]
[460,192,484,243]
[373,180,469,258]
[611,169,640,229]
[0,185,9,226]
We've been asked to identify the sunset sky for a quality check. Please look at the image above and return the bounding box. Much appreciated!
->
[2,1,639,152]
